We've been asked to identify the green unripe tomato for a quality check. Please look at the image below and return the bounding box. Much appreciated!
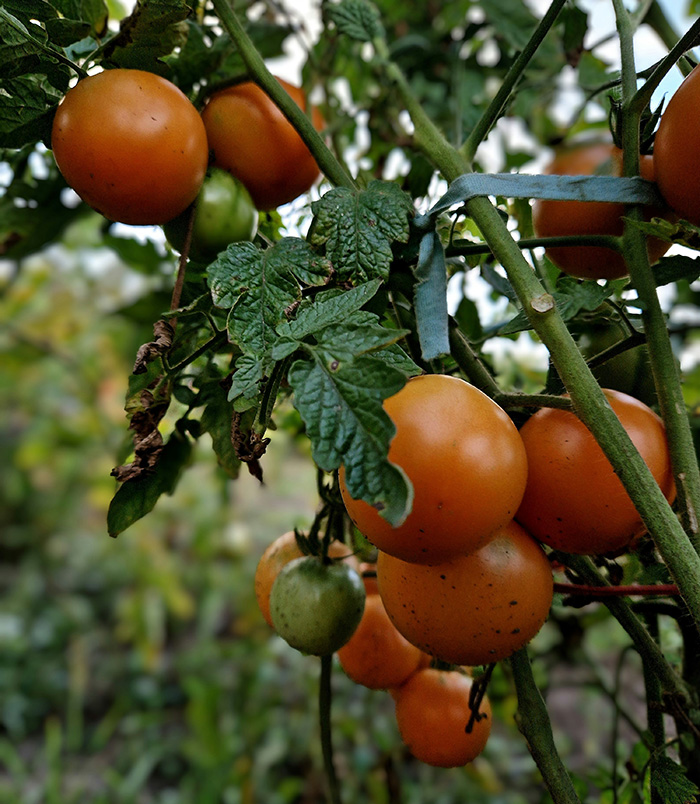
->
[163,168,258,262]
[269,556,366,656]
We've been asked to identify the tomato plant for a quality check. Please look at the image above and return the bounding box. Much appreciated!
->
[393,668,492,768]
[515,389,676,555]
[51,69,208,225]
[269,556,365,656]
[376,521,554,666]
[254,531,357,628]
[654,66,700,225]
[531,142,671,279]
[339,374,528,564]
[201,77,325,210]
[163,168,258,263]
[337,590,424,690]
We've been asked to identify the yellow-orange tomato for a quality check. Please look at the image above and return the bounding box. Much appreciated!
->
[532,142,671,279]
[201,77,324,210]
[337,593,425,690]
[254,531,357,627]
[394,669,492,768]
[377,521,553,666]
[52,69,208,225]
[515,389,675,556]
[339,374,528,565]
[654,67,700,225]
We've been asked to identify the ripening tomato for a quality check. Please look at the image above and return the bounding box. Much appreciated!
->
[339,374,528,565]
[654,67,700,225]
[532,142,671,279]
[376,521,554,666]
[337,592,425,690]
[393,669,492,768]
[269,556,365,656]
[201,77,325,210]
[163,168,258,263]
[254,531,357,628]
[515,389,676,555]
[51,69,208,225]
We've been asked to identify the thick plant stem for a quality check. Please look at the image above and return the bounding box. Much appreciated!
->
[319,654,342,804]
[380,14,700,627]
[560,554,691,705]
[510,648,582,804]
[613,0,700,546]
[211,0,356,194]
[460,0,567,162]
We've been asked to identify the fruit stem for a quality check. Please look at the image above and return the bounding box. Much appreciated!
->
[210,0,357,194]
[510,648,583,804]
[613,1,700,547]
[319,653,343,804]
[459,0,568,163]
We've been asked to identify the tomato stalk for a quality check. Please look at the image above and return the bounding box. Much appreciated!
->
[613,0,700,549]
[509,648,583,804]
[319,653,342,804]
[210,0,356,194]
[459,0,568,163]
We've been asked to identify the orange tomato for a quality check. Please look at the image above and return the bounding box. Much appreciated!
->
[376,521,553,666]
[52,69,208,225]
[337,593,425,690]
[254,531,357,627]
[394,669,492,767]
[654,67,700,225]
[201,77,324,210]
[515,389,675,555]
[532,142,670,279]
[339,374,528,565]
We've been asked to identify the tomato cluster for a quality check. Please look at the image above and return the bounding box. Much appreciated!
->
[51,68,323,243]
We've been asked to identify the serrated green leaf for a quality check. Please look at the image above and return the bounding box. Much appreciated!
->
[229,354,272,401]
[309,181,412,282]
[198,380,241,479]
[326,0,385,42]
[107,429,192,537]
[651,757,699,804]
[207,238,331,357]
[371,343,421,375]
[314,313,407,361]
[52,0,108,37]
[276,279,382,342]
[288,353,412,526]
[101,0,191,73]
[45,18,92,47]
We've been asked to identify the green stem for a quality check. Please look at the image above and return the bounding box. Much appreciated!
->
[380,15,700,625]
[509,648,582,804]
[373,37,470,180]
[460,0,568,162]
[640,612,666,761]
[447,321,501,397]
[642,2,696,78]
[446,234,621,258]
[558,554,691,704]
[210,0,356,193]
[319,654,342,804]
[614,1,700,547]
[630,13,700,115]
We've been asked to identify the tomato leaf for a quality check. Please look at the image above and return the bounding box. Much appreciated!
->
[198,378,241,480]
[208,238,332,358]
[652,254,700,287]
[326,0,385,42]
[107,428,192,538]
[288,353,413,527]
[309,181,413,282]
[651,757,699,804]
[100,0,191,73]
